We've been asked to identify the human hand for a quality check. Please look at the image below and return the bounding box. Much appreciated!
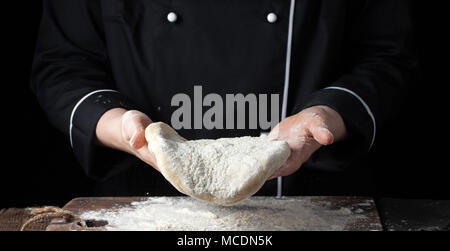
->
[95,108,159,171]
[267,105,347,179]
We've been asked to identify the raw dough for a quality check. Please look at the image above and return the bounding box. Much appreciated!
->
[145,122,290,205]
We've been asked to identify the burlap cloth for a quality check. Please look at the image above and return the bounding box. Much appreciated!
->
[0,206,93,231]
[0,208,50,231]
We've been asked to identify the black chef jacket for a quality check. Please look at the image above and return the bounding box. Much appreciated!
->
[31,0,417,196]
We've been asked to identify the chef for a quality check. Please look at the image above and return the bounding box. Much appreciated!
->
[31,0,417,197]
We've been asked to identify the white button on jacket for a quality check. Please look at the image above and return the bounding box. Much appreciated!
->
[267,13,277,23]
[167,12,178,23]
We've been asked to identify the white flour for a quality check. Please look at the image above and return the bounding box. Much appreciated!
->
[80,197,368,231]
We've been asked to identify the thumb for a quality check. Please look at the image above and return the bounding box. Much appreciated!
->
[129,128,147,149]
[122,110,152,149]
[309,121,334,146]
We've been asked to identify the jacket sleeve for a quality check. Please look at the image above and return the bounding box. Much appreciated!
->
[299,0,418,171]
[31,0,136,179]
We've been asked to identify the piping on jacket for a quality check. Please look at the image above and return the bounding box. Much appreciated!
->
[70,89,119,148]
[325,86,377,151]
[278,0,297,198]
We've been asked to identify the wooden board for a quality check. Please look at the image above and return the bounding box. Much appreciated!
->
[47,196,383,231]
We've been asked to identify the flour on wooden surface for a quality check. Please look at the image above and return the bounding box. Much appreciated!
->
[80,197,368,231]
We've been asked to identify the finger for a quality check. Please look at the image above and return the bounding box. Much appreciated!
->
[267,124,281,140]
[268,167,290,180]
[132,112,152,128]
[267,172,279,180]
[312,127,334,145]
[308,120,334,146]
[267,164,282,180]
[130,128,147,149]
[121,111,139,142]
[268,169,283,180]
[124,110,152,130]
[267,168,279,180]
[122,110,152,146]
[267,160,293,180]
[273,165,291,179]
[136,147,160,172]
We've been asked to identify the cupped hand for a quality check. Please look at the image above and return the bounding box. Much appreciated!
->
[95,108,159,171]
[267,106,347,179]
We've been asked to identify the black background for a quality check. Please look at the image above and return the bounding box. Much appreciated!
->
[0,1,448,208]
